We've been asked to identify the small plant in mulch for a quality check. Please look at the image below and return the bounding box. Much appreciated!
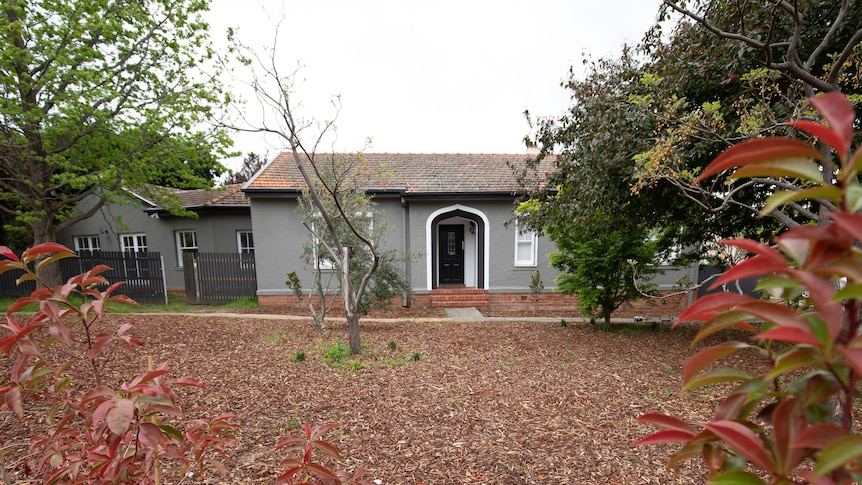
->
[387,339,397,350]
[294,351,307,362]
[275,422,375,485]
[0,243,240,483]
[410,351,422,362]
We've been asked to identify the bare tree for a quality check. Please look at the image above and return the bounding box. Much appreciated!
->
[225,30,379,354]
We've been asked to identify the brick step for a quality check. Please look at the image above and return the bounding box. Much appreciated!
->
[429,289,489,308]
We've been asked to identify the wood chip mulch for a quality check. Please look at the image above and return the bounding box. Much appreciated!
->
[3,307,772,484]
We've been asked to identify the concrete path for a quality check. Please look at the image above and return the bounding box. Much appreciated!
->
[138,309,664,324]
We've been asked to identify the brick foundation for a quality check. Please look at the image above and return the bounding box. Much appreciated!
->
[258,290,692,319]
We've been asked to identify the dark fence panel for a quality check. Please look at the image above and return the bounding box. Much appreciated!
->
[184,252,257,304]
[0,251,35,299]
[697,265,762,299]
[60,251,166,305]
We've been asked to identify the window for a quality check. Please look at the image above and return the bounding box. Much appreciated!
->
[74,235,101,253]
[514,224,538,267]
[175,230,198,267]
[308,212,372,271]
[237,231,254,254]
[121,233,147,253]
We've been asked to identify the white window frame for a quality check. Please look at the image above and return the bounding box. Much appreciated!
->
[514,223,538,267]
[236,230,254,254]
[175,230,198,267]
[121,233,147,253]
[309,212,373,271]
[73,235,101,253]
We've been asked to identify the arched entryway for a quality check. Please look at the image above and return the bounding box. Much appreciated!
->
[426,205,489,290]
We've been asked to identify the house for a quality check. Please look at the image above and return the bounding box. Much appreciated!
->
[244,152,695,312]
[57,185,252,293]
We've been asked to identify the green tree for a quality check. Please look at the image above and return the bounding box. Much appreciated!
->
[634,0,862,232]
[516,49,686,321]
[0,0,233,284]
[550,222,659,327]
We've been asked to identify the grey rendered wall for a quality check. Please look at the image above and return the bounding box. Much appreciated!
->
[402,200,561,294]
[250,198,309,296]
[251,197,411,297]
[59,195,252,290]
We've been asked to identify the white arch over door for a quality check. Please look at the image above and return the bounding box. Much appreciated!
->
[425,204,490,290]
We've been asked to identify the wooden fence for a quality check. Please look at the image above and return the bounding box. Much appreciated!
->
[184,252,257,304]
[0,251,167,305]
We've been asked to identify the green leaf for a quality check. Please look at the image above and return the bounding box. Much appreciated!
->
[815,436,862,477]
[760,186,842,217]
[692,311,758,346]
[707,470,766,485]
[733,157,824,183]
[158,423,184,441]
[845,181,862,212]
[765,348,817,381]
[683,368,753,391]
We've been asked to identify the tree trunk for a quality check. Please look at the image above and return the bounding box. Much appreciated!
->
[346,312,361,355]
[341,246,362,354]
[32,218,63,288]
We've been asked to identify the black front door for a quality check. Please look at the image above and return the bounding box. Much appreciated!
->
[438,224,464,284]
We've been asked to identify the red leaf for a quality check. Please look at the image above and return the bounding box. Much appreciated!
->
[829,212,862,244]
[756,326,822,346]
[807,92,855,157]
[738,301,809,329]
[677,293,757,322]
[787,120,847,160]
[684,341,751,384]
[87,333,114,361]
[772,399,806,474]
[633,429,696,446]
[713,255,788,289]
[107,398,135,435]
[704,420,775,472]
[838,346,862,378]
[696,138,823,183]
[22,243,74,259]
[637,413,697,434]
[714,392,750,421]
[793,423,849,450]
[166,377,205,388]
[0,246,19,262]
[4,385,23,418]
[312,438,342,460]
[788,270,842,341]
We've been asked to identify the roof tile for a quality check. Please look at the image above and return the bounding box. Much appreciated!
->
[246,153,551,193]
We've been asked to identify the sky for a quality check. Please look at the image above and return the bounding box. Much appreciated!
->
[206,0,665,172]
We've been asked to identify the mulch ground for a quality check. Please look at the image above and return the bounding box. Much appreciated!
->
[3,306,776,484]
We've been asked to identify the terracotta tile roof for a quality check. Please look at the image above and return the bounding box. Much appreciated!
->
[133,184,249,209]
[245,153,550,194]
